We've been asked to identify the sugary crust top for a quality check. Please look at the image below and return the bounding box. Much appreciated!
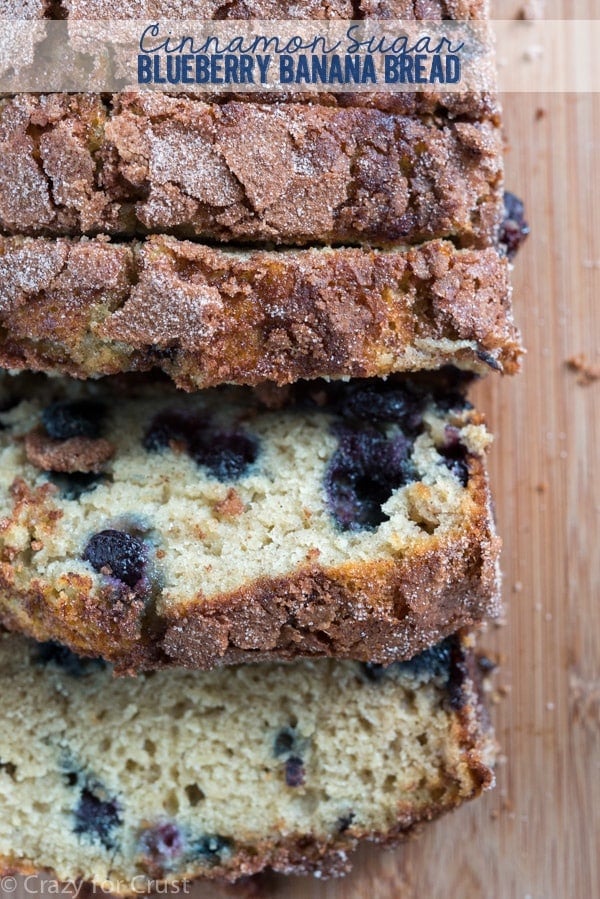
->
[0,234,522,388]
[0,93,503,245]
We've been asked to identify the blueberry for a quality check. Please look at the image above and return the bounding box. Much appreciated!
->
[47,472,106,501]
[325,427,413,531]
[143,410,206,453]
[338,382,425,431]
[284,756,305,788]
[144,410,259,481]
[190,431,259,481]
[360,662,388,682]
[273,727,297,757]
[34,641,107,676]
[499,191,529,260]
[439,429,470,487]
[42,400,106,440]
[83,530,146,588]
[74,787,122,851]
[139,823,184,871]
[337,812,355,833]
[395,638,455,681]
[191,834,232,866]
[0,396,18,431]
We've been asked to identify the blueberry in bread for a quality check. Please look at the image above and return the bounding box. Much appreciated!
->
[0,630,494,891]
[0,234,522,388]
[0,371,500,672]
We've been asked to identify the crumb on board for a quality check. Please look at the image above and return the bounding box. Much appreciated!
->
[517,0,545,20]
[566,354,600,386]
[535,481,548,493]
[535,107,547,121]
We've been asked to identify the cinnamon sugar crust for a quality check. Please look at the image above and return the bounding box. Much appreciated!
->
[0,234,522,388]
[0,93,504,246]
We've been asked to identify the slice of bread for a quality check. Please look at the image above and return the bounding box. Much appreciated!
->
[0,630,495,891]
[0,371,500,672]
[0,93,503,245]
[0,234,522,388]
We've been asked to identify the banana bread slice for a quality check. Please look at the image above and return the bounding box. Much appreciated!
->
[0,93,504,245]
[0,371,500,672]
[0,234,522,388]
[0,630,494,891]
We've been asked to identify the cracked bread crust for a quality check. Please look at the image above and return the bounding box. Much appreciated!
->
[62,0,488,15]
[0,234,522,389]
[0,372,501,674]
[0,631,494,891]
[0,93,504,246]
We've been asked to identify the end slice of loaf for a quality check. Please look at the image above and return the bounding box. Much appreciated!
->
[0,630,495,891]
[0,371,501,672]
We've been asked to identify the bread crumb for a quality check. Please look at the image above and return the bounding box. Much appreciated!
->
[24,427,115,474]
[517,0,545,19]
[566,354,600,386]
[535,107,546,121]
[213,488,246,519]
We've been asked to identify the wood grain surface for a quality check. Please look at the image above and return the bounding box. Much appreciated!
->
[4,5,599,899]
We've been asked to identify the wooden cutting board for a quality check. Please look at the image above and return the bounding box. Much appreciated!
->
[6,4,599,898]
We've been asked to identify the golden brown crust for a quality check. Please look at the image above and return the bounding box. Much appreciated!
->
[0,93,503,245]
[0,454,501,674]
[0,234,522,388]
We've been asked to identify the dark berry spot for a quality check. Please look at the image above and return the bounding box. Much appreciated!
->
[273,727,297,757]
[499,191,529,260]
[0,396,19,414]
[47,472,106,501]
[139,823,184,871]
[476,349,502,372]
[34,641,107,676]
[74,787,122,851]
[395,637,455,681]
[337,812,355,833]
[42,400,106,440]
[325,428,413,531]
[83,530,146,588]
[191,834,232,865]
[477,654,497,675]
[284,756,305,788]
[143,410,207,453]
[144,410,259,481]
[0,761,17,779]
[190,431,259,481]
[360,662,388,682]
[439,428,469,487]
[338,382,424,431]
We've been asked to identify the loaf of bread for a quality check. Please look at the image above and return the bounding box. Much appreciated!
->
[0,630,495,890]
[0,370,500,672]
